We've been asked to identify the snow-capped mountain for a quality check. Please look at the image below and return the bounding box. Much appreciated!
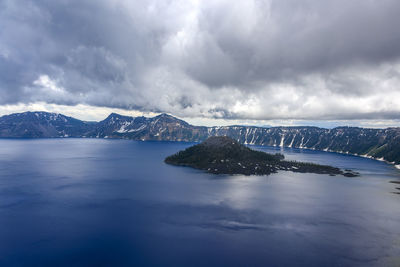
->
[0,111,399,165]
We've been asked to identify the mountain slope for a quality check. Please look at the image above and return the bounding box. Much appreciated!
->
[87,113,135,138]
[0,111,399,165]
[0,111,93,138]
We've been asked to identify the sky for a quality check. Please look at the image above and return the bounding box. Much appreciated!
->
[1,0,400,128]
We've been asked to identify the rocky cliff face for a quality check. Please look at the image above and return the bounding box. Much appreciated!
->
[1,111,399,164]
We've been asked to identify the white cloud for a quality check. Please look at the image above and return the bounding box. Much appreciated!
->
[0,0,400,124]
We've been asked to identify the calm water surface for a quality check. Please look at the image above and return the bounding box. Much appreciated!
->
[0,139,399,266]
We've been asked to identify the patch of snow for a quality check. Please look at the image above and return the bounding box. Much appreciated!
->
[299,136,304,148]
[359,154,381,160]
[244,128,250,144]
[250,128,256,145]
[126,124,146,133]
[116,121,133,133]
[155,128,167,136]
[289,134,296,147]
[279,135,285,147]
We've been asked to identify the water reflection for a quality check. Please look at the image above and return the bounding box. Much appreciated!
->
[0,139,399,266]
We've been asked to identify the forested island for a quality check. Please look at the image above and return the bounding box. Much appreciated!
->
[165,136,359,177]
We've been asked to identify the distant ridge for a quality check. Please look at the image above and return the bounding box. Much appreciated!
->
[0,111,399,165]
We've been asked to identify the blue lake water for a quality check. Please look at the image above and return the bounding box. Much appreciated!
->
[0,139,399,266]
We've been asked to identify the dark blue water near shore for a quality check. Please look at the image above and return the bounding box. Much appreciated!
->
[0,139,399,266]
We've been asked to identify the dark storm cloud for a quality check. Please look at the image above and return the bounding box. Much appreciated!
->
[190,0,400,88]
[1,0,400,120]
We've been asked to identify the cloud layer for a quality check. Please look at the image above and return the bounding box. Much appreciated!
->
[1,0,400,121]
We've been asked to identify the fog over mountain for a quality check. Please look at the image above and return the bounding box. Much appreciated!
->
[1,0,400,124]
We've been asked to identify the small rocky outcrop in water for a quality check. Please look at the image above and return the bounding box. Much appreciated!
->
[165,136,359,177]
